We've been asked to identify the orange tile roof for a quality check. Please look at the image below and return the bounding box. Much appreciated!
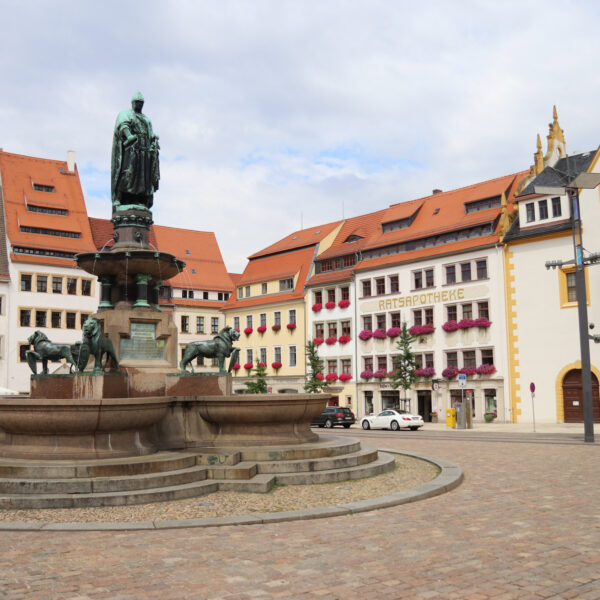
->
[88,218,234,292]
[0,151,96,264]
[248,220,342,259]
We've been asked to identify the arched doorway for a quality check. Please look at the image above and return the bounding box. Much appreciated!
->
[562,369,600,423]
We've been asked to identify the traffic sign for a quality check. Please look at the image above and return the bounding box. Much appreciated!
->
[458,374,467,388]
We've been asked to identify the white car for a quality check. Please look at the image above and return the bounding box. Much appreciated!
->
[361,409,424,431]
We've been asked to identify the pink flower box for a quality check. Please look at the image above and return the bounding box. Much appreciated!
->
[325,336,337,345]
[325,301,336,310]
[386,327,402,338]
[312,303,322,313]
[271,361,282,370]
[409,324,435,336]
[359,329,373,341]
[373,328,387,339]
[287,323,297,330]
[360,370,374,380]
[244,327,253,335]
[339,373,352,382]
[243,362,253,370]
[313,337,324,346]
[257,325,267,333]
[338,335,351,344]
[338,299,350,308]
[325,373,338,382]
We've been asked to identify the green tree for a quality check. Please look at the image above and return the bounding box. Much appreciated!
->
[245,359,268,394]
[390,322,418,405]
[304,340,330,393]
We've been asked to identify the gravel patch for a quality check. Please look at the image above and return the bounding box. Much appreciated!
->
[0,455,438,524]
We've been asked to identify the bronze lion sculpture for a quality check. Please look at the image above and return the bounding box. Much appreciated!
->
[25,331,77,375]
[82,317,120,372]
[180,326,240,374]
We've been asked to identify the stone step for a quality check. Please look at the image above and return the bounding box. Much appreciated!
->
[256,447,379,474]
[0,465,210,495]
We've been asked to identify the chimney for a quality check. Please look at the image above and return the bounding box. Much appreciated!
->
[432,189,442,194]
[67,150,75,173]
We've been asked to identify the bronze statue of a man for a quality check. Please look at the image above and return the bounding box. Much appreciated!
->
[111,92,160,212]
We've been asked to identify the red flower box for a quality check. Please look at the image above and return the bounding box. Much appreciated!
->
[272,324,281,331]
[325,373,338,382]
[313,337,324,346]
[271,361,282,370]
[243,362,253,370]
[338,335,351,344]
[244,327,253,335]
[287,323,297,330]
[339,373,352,382]
[312,303,323,312]
[325,336,337,345]
[338,299,350,308]
[325,301,336,309]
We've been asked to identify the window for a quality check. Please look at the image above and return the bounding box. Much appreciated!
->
[341,321,351,337]
[341,287,349,301]
[462,304,472,319]
[51,311,61,328]
[375,278,385,295]
[66,312,76,329]
[341,359,351,374]
[80,314,89,328]
[211,317,219,334]
[20,309,31,327]
[315,323,324,338]
[481,348,494,365]
[289,309,296,325]
[447,305,457,321]
[552,197,562,218]
[181,316,189,333]
[260,313,267,327]
[327,289,336,303]
[233,316,240,330]
[445,265,456,285]
[389,275,399,293]
[390,312,401,328]
[478,302,489,320]
[328,323,337,337]
[37,275,47,293]
[289,345,297,367]
[260,347,267,364]
[197,316,204,333]
[81,280,91,296]
[476,260,487,280]
[526,202,535,222]
[327,360,337,374]
[539,199,548,220]
[21,274,32,291]
[274,311,281,326]
[246,349,253,364]
[246,315,253,329]
[245,286,250,297]
[314,291,322,304]
[376,314,386,329]
[362,280,371,297]
[52,277,62,294]
[364,356,373,371]
[377,356,387,371]
[425,269,434,288]
[461,263,472,282]
[446,351,458,368]
[279,278,293,291]
[463,350,476,368]
[414,271,423,289]
[262,283,267,295]
[274,347,282,363]
[363,315,372,330]
[67,278,77,294]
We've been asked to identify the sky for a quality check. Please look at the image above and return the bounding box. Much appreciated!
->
[1,0,600,273]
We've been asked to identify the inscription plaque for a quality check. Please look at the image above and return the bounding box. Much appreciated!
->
[120,322,165,360]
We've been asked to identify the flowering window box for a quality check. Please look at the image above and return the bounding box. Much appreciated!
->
[325,373,338,382]
[257,325,267,334]
[409,324,435,336]
[338,299,350,309]
[338,335,351,345]
[373,328,387,339]
[243,327,253,335]
[386,327,402,338]
[271,324,281,331]
[360,370,374,380]
[271,361,282,370]
[442,366,458,379]
[476,364,496,375]
[312,303,323,313]
[442,320,459,332]
[325,301,336,310]
[339,373,352,382]
[232,363,241,371]
[325,336,337,345]
[315,372,324,381]
[313,337,324,346]
[415,367,436,378]
[373,368,387,379]
[359,329,373,341]
[243,362,253,370]
[458,366,477,376]
[287,323,297,330]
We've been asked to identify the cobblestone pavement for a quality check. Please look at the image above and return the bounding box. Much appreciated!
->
[1,430,599,600]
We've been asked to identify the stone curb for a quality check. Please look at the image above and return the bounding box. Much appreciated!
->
[0,449,462,532]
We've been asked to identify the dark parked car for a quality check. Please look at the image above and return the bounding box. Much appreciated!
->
[311,406,356,428]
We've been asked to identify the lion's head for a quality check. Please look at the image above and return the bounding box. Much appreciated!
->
[28,330,49,346]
